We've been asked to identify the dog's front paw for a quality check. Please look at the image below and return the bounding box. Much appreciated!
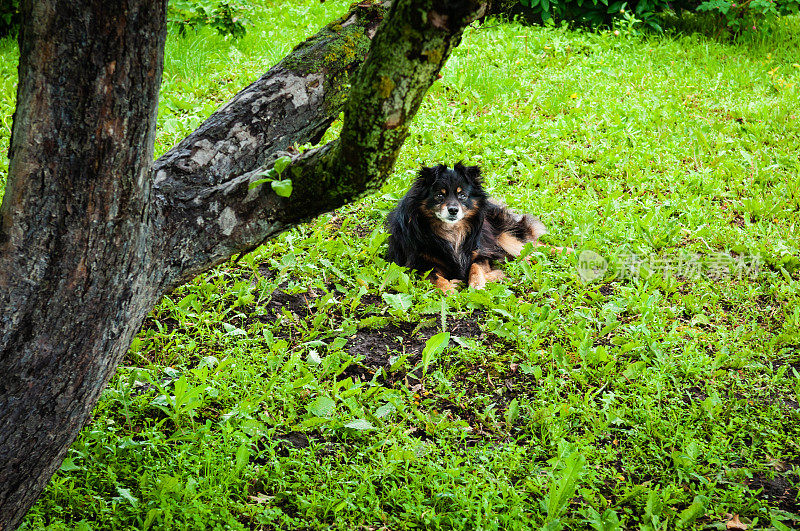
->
[552,246,575,255]
[434,275,461,293]
[485,269,505,282]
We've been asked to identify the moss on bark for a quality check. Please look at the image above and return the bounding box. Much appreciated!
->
[281,2,387,114]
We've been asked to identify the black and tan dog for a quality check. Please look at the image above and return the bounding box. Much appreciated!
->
[386,163,567,291]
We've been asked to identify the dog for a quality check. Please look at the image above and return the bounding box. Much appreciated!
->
[385,163,567,292]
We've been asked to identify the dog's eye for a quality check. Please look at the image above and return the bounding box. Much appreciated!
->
[458,192,468,200]
[434,194,444,201]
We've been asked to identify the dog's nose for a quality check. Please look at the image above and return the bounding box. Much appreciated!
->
[448,206,459,216]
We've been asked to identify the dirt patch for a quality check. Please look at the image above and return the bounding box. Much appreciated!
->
[346,321,426,368]
[262,287,326,318]
[773,356,800,374]
[598,283,615,297]
[273,431,311,451]
[783,397,800,409]
[345,316,483,369]
[325,213,375,239]
[682,386,708,405]
[252,284,487,383]
[746,471,800,514]
[253,431,320,464]
[357,293,384,308]
[254,263,278,283]
[139,316,182,335]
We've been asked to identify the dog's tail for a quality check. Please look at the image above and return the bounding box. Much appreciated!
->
[523,214,548,241]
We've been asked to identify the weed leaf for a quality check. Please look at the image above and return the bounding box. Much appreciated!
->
[678,495,709,525]
[546,451,586,520]
[308,395,335,417]
[59,458,81,472]
[271,179,293,197]
[382,292,413,311]
[235,443,250,473]
[344,419,374,430]
[116,487,138,507]
[422,332,450,375]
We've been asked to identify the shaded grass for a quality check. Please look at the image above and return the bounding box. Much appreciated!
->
[1,1,798,529]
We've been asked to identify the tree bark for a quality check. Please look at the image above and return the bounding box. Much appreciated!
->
[0,0,487,528]
[0,0,168,526]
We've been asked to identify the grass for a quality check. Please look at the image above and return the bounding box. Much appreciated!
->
[1,1,799,529]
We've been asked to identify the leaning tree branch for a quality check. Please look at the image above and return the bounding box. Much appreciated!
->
[150,0,390,290]
[152,1,390,193]
[156,0,488,290]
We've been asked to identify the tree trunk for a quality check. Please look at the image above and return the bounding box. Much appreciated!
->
[0,0,168,526]
[0,0,486,528]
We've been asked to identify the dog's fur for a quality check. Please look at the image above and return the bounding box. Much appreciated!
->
[386,163,555,291]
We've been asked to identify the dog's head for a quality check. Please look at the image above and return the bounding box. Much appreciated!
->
[415,163,486,224]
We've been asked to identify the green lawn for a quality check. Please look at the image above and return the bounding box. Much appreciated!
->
[2,1,799,529]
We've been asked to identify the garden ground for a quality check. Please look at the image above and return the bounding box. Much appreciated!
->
[1,1,799,529]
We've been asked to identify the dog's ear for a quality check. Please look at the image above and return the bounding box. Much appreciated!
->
[455,162,482,186]
[418,166,436,186]
[419,165,447,185]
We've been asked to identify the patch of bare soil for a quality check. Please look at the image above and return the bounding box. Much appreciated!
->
[253,284,486,383]
[261,287,326,319]
[347,318,482,366]
[746,470,800,515]
[681,386,708,405]
[342,316,484,383]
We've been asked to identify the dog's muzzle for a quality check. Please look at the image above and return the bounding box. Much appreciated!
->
[437,204,464,223]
